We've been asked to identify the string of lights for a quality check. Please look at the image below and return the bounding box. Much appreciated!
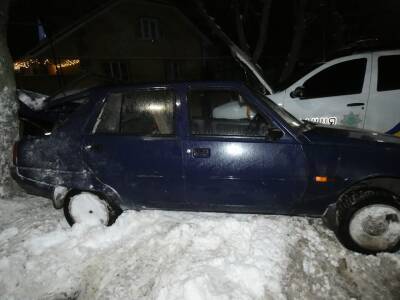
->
[14,58,80,71]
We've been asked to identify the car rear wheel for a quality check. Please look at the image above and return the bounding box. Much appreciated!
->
[337,189,400,254]
[64,192,120,226]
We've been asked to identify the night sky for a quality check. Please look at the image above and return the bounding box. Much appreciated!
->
[8,0,400,83]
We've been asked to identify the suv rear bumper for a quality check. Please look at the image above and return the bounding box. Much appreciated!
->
[11,166,53,199]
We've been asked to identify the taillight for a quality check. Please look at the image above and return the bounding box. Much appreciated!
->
[12,142,18,165]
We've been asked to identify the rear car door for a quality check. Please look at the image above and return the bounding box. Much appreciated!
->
[182,86,308,213]
[365,51,400,135]
[284,55,371,128]
[83,88,185,208]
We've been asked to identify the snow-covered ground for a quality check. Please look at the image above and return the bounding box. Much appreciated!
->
[0,196,399,300]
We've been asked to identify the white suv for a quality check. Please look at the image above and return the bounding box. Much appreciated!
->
[232,47,400,136]
[269,50,400,136]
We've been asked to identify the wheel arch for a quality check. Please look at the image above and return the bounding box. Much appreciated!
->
[53,180,125,211]
[322,176,400,231]
[63,189,123,226]
[340,176,400,199]
[64,188,123,214]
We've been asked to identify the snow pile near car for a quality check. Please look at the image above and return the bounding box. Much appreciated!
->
[1,196,400,300]
[17,89,48,111]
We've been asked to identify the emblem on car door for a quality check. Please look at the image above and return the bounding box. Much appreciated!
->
[341,112,362,127]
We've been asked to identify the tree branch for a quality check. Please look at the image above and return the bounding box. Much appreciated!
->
[279,0,308,83]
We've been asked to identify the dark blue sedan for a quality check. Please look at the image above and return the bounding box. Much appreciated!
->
[11,81,400,254]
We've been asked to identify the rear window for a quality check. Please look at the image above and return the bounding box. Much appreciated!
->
[94,90,175,136]
[21,97,90,136]
[377,55,400,91]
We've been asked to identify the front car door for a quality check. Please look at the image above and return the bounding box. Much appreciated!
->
[182,85,308,214]
[365,50,400,135]
[284,55,372,129]
[83,88,185,209]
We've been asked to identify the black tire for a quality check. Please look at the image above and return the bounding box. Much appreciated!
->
[63,191,122,227]
[336,188,400,254]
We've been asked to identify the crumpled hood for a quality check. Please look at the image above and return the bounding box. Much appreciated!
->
[303,124,400,147]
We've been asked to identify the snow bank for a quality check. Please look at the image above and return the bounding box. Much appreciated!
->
[17,89,47,111]
[0,196,399,300]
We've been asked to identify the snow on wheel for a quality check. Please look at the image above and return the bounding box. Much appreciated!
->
[64,192,115,226]
[349,204,400,252]
[337,189,400,254]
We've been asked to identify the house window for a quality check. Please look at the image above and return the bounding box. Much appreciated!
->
[103,61,130,81]
[166,61,181,81]
[139,18,160,41]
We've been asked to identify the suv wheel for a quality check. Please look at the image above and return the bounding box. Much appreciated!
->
[337,189,400,254]
[64,192,120,226]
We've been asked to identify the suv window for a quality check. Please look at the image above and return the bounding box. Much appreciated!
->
[377,55,400,91]
[188,90,274,137]
[302,58,367,99]
[95,90,175,136]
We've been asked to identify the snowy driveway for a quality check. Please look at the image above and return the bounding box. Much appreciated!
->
[0,196,399,300]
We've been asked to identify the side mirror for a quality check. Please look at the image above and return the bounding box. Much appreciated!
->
[290,86,305,99]
[267,128,284,141]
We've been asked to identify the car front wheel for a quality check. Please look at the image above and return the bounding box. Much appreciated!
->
[64,192,120,226]
[337,189,400,254]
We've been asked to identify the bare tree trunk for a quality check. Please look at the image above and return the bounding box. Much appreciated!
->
[0,0,19,198]
[328,0,345,55]
[253,0,272,63]
[233,0,251,54]
[279,0,308,83]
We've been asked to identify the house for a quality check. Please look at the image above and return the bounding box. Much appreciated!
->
[14,0,213,96]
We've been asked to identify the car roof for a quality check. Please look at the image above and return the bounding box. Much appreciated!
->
[47,80,247,106]
[327,46,400,60]
[94,80,246,91]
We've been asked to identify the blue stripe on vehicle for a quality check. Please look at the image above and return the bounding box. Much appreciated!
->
[386,122,400,134]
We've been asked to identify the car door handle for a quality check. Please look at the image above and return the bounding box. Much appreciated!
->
[347,102,365,107]
[84,144,103,152]
[192,148,210,158]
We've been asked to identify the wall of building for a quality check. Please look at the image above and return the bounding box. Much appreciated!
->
[17,1,206,94]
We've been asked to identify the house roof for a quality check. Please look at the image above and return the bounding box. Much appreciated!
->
[23,0,212,59]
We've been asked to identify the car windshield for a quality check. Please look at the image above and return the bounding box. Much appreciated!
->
[253,90,305,129]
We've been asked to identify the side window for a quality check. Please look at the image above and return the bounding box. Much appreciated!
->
[303,58,367,99]
[95,94,122,134]
[377,55,400,91]
[94,90,175,136]
[188,90,273,137]
[121,90,174,135]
